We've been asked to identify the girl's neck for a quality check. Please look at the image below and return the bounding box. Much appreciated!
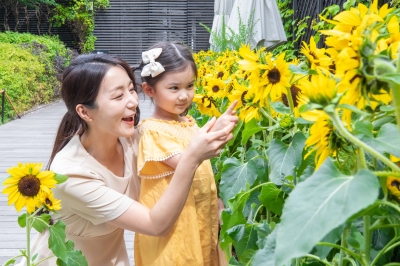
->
[152,106,187,122]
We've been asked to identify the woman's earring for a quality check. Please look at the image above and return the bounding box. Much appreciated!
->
[89,118,93,122]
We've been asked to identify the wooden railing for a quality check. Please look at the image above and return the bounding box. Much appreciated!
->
[0,89,21,124]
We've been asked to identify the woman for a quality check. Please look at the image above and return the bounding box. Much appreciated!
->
[20,54,236,266]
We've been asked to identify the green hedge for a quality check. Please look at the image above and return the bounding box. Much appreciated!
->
[0,32,73,123]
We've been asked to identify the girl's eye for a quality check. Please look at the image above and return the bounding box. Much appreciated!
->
[187,84,195,89]
[114,94,123,100]
[129,87,136,93]
[170,86,179,91]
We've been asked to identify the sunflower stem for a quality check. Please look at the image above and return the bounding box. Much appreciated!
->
[392,51,400,131]
[26,212,31,266]
[339,223,350,266]
[327,111,400,173]
[285,86,295,116]
[260,107,278,124]
[363,215,371,265]
[374,171,400,178]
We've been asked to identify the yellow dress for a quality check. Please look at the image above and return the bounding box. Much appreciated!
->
[134,116,220,266]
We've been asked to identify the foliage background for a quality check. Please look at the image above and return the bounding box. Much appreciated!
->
[0,31,73,123]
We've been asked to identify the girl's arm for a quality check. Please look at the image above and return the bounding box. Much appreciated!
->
[162,100,239,169]
[108,117,236,236]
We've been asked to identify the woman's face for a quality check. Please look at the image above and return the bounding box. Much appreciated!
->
[89,66,138,138]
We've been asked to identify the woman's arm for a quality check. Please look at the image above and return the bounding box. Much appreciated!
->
[108,117,236,236]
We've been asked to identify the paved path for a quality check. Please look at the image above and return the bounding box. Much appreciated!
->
[0,93,154,265]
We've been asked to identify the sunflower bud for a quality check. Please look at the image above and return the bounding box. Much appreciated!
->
[279,114,294,129]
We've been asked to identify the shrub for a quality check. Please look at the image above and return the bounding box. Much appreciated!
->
[0,32,73,123]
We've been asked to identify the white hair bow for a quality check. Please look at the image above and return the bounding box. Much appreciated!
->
[141,48,165,77]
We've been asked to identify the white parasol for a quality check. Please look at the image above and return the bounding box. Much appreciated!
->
[209,0,236,47]
[227,0,287,50]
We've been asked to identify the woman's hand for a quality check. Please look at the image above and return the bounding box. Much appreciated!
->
[210,100,239,133]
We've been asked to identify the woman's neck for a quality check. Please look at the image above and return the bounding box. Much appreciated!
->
[80,130,125,176]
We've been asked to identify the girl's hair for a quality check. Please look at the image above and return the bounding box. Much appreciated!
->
[133,41,198,88]
[47,54,140,169]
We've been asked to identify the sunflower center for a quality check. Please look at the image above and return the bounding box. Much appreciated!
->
[18,175,40,197]
[212,85,220,93]
[241,91,248,105]
[45,198,53,206]
[267,68,281,84]
[217,71,224,78]
[282,84,300,108]
[309,51,319,60]
[392,180,400,189]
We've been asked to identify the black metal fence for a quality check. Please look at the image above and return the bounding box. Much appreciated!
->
[93,0,214,65]
[293,0,392,49]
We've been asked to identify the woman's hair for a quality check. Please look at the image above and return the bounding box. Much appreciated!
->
[47,54,140,169]
[133,41,198,88]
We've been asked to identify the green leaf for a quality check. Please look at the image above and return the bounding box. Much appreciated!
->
[275,159,380,266]
[266,132,306,185]
[56,250,88,266]
[241,119,266,145]
[219,158,260,204]
[3,259,16,266]
[220,208,246,250]
[227,224,259,260]
[32,213,51,233]
[249,226,277,266]
[49,220,67,261]
[355,121,400,158]
[271,101,290,114]
[258,184,284,215]
[377,73,400,85]
[338,104,371,116]
[228,119,244,146]
[289,64,317,75]
[54,173,68,184]
[18,213,27,228]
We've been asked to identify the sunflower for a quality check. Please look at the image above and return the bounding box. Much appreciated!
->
[261,53,291,102]
[204,78,227,99]
[239,104,261,123]
[387,176,400,201]
[193,94,221,117]
[2,162,57,213]
[238,44,260,70]
[297,72,338,107]
[41,191,62,211]
[304,112,334,168]
[301,37,333,73]
[228,79,252,109]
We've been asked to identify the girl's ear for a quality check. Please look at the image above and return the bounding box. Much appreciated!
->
[142,82,154,97]
[76,104,92,122]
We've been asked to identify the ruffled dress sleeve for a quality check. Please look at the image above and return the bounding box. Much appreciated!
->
[137,129,183,179]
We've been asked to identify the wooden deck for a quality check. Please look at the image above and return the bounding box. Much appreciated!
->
[0,93,154,265]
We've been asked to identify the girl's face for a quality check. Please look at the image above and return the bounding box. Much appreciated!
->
[88,66,138,138]
[150,66,195,120]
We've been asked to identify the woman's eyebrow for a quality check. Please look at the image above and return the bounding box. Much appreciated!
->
[109,81,133,91]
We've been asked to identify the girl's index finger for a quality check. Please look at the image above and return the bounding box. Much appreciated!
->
[225,100,238,114]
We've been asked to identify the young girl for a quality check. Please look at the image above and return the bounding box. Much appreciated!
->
[133,42,237,266]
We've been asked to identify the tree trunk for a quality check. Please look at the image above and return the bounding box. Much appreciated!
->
[24,5,29,32]
[35,5,41,35]
[45,5,52,35]
[3,6,10,31]
[11,1,19,31]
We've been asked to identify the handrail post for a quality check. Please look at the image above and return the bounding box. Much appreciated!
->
[1,89,4,124]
